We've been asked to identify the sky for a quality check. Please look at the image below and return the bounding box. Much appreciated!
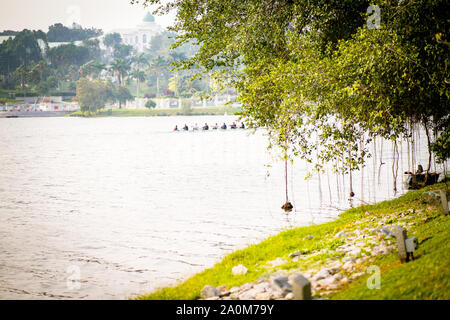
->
[0,0,175,33]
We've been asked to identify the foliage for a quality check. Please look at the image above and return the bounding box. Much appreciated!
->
[76,78,114,112]
[136,0,449,173]
[145,99,156,109]
[114,85,133,108]
[0,29,47,75]
[103,33,122,48]
[109,58,131,86]
[47,23,102,42]
[162,88,174,96]
[48,43,91,72]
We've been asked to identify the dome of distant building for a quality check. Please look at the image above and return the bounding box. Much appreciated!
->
[143,12,155,23]
[109,12,162,52]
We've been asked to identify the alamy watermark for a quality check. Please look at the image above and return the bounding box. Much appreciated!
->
[367,5,381,30]
[66,265,81,290]
[66,5,82,27]
[366,265,381,289]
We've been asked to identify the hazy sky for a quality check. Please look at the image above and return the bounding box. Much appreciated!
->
[0,0,175,33]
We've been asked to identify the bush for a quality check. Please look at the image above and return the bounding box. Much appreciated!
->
[162,89,174,96]
[145,100,156,109]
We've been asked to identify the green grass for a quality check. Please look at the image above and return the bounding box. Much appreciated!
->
[137,182,449,300]
[68,107,242,118]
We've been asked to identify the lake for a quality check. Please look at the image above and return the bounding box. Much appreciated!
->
[0,116,437,299]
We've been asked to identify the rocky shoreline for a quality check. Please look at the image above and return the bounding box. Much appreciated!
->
[199,208,421,300]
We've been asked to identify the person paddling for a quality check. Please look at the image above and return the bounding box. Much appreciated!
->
[174,125,179,131]
[221,123,227,130]
[183,124,189,131]
[202,123,209,131]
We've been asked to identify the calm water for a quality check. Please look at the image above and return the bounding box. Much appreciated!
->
[0,116,438,299]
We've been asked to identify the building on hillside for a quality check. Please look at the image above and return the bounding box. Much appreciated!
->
[111,12,163,52]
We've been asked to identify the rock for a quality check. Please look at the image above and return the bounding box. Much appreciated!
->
[201,285,220,299]
[232,264,248,275]
[270,291,284,299]
[285,292,294,300]
[348,247,362,256]
[333,273,343,281]
[334,231,348,238]
[343,260,355,272]
[289,274,312,300]
[239,290,258,300]
[313,269,331,280]
[239,283,253,291]
[377,227,395,238]
[289,251,302,258]
[356,257,368,264]
[371,245,390,256]
[350,272,364,280]
[216,285,227,293]
[317,276,336,288]
[255,292,272,300]
[304,235,314,240]
[270,276,292,295]
[229,286,240,294]
[327,262,341,274]
[267,258,288,267]
[253,281,271,292]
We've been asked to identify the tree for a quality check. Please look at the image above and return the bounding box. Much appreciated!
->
[82,38,103,62]
[79,60,105,80]
[0,29,47,77]
[48,44,91,74]
[109,58,130,86]
[145,99,156,109]
[130,68,146,98]
[113,43,133,60]
[113,85,133,108]
[76,78,113,113]
[103,33,122,48]
[136,0,449,176]
[131,53,149,98]
[149,55,167,97]
[47,23,102,42]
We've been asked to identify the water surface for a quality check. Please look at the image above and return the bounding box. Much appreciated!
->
[0,116,436,299]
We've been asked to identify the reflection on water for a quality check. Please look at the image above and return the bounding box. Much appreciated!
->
[0,116,439,299]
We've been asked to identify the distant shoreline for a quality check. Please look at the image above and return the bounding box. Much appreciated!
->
[67,107,242,118]
[0,111,74,118]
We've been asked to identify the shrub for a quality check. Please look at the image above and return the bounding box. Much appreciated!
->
[145,100,156,109]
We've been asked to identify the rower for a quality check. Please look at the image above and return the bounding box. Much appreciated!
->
[212,123,219,130]
[183,124,189,131]
[230,122,237,129]
[221,123,227,130]
[202,123,209,131]
[193,123,199,131]
[174,125,179,131]
[240,122,245,129]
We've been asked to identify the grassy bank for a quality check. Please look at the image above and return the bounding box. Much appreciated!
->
[137,182,449,300]
[68,107,242,117]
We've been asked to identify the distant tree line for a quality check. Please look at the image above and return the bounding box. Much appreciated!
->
[46,23,103,42]
[0,22,217,105]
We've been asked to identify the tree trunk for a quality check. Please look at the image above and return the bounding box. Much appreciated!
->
[424,120,432,173]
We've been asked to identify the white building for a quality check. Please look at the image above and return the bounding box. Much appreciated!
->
[111,13,162,52]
